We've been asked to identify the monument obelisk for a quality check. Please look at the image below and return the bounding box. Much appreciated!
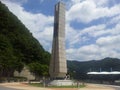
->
[49,1,67,79]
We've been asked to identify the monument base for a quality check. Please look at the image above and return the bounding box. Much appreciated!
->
[48,80,75,86]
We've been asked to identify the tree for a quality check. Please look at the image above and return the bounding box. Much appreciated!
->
[28,62,49,79]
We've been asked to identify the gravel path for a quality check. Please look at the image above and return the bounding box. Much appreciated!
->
[0,86,20,90]
[104,85,120,90]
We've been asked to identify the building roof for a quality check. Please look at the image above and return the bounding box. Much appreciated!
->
[87,71,120,75]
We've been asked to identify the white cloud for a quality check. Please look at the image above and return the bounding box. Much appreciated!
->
[66,21,120,61]
[109,15,120,25]
[65,0,120,61]
[96,35,120,47]
[96,34,120,58]
[66,24,79,48]
[66,24,106,48]
[67,0,120,23]
[35,26,53,51]
[66,44,101,61]
[93,0,109,6]
[70,0,82,4]
[67,41,120,61]
[70,0,109,6]
[80,24,106,37]
[2,0,28,4]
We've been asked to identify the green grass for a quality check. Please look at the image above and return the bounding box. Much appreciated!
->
[48,85,85,88]
[29,83,85,88]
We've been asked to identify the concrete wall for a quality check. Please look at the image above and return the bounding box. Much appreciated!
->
[14,66,35,80]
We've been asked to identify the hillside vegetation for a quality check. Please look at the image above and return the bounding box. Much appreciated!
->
[0,1,50,78]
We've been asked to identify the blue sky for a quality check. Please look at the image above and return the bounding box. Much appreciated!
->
[1,0,120,61]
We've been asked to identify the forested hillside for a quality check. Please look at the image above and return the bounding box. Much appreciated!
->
[67,57,120,80]
[0,1,50,78]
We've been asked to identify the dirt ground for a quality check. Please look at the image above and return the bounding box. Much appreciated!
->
[0,82,115,90]
[51,88,78,90]
[51,84,114,90]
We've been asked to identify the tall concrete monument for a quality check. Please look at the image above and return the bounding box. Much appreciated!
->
[49,1,67,79]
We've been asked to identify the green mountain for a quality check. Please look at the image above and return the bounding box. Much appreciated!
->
[67,57,120,80]
[0,1,50,77]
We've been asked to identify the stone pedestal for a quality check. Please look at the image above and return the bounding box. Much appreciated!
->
[48,80,75,86]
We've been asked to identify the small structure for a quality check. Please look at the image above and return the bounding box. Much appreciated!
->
[87,71,120,75]
[14,66,35,80]
[87,71,120,84]
[48,80,75,86]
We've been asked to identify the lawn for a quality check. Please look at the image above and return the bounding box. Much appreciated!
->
[29,83,85,88]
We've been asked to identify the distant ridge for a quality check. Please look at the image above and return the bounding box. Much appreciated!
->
[67,57,120,79]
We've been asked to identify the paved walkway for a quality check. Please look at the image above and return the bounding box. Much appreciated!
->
[0,82,116,90]
[0,83,50,90]
[0,86,20,90]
